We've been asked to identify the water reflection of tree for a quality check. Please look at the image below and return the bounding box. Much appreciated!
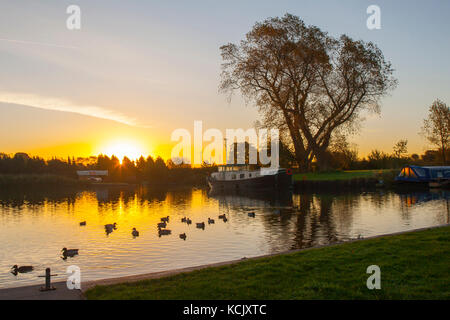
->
[290,193,345,249]
[103,187,205,216]
[369,191,393,209]
[96,186,170,215]
[325,193,359,239]
[291,193,312,249]
[0,187,78,210]
[211,190,360,252]
[213,191,283,215]
[317,194,339,244]
[211,189,293,212]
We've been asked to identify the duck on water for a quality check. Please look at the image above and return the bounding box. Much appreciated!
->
[196,222,205,229]
[11,265,34,276]
[62,247,79,259]
[158,229,171,236]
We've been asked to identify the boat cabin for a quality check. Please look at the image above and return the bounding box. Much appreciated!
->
[217,164,251,172]
[76,170,108,182]
[395,165,450,183]
[213,164,259,181]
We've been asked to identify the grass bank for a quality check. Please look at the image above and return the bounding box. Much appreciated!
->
[85,225,450,300]
[292,169,399,190]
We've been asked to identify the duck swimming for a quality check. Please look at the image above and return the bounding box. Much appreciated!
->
[181,217,187,223]
[79,221,86,226]
[105,223,117,235]
[179,233,187,240]
[158,229,171,236]
[218,214,226,219]
[196,222,205,229]
[186,218,192,225]
[157,222,167,229]
[105,223,117,230]
[208,218,215,224]
[160,216,169,223]
[62,248,79,258]
[11,265,34,276]
[248,212,256,218]
[132,228,139,237]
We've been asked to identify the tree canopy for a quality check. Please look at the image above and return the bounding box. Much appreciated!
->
[220,14,397,171]
[421,99,449,164]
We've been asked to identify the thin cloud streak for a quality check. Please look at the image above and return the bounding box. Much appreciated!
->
[0,92,151,128]
[0,38,79,50]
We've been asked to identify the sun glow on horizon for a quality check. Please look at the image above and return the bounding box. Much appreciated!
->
[98,139,149,162]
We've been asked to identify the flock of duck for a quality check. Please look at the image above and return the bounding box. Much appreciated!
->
[154,211,249,240]
[10,211,257,276]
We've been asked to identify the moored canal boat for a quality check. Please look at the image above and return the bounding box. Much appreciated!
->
[207,164,291,192]
[395,165,450,188]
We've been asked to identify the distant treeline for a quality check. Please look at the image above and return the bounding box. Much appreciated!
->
[0,153,216,186]
[325,149,449,171]
[0,146,448,187]
[279,144,449,171]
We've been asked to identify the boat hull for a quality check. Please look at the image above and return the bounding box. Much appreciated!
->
[429,180,450,189]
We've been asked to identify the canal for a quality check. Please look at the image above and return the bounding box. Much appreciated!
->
[0,186,448,288]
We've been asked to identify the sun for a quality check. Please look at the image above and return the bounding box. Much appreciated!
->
[99,139,147,162]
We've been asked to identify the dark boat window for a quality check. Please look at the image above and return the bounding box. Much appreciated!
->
[240,174,245,179]
[249,174,252,177]
[413,167,426,177]
[431,170,444,178]
[231,174,236,180]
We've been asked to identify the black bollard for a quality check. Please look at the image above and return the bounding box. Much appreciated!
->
[39,268,57,291]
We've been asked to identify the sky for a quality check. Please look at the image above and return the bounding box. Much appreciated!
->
[0,0,449,160]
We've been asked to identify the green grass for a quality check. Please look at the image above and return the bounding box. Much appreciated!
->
[292,169,394,181]
[85,226,450,300]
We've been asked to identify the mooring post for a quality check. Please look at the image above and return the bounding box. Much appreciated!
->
[38,267,57,291]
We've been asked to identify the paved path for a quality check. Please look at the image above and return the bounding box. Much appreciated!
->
[0,281,84,300]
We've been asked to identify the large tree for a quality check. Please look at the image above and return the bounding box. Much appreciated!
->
[421,99,450,164]
[220,14,397,171]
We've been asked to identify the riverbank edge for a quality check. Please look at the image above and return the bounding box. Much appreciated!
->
[82,223,450,299]
[0,170,396,190]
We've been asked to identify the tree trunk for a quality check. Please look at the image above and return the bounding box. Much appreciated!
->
[442,144,447,165]
[315,150,329,172]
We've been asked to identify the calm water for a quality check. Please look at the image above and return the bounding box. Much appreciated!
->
[0,186,448,289]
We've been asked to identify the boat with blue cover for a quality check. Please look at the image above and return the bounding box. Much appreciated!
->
[395,165,450,188]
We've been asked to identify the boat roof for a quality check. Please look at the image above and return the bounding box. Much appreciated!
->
[407,165,450,170]
[218,164,248,167]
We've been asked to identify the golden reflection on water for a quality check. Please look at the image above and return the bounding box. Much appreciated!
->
[0,187,448,288]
